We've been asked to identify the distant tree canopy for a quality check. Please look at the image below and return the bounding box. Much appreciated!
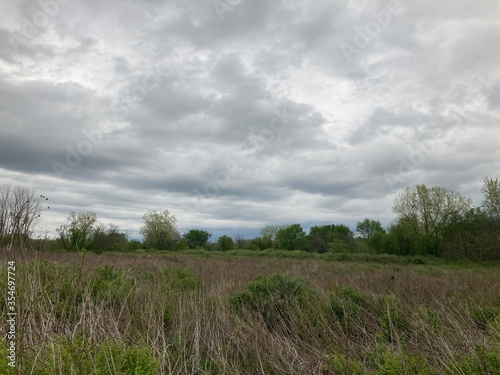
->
[183,229,211,249]
[140,209,180,250]
[309,224,354,253]
[276,224,306,251]
[5,177,500,261]
[392,184,473,238]
[356,219,385,239]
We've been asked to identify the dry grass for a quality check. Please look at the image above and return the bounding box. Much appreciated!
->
[1,249,499,374]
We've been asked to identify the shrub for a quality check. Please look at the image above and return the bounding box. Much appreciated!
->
[218,235,234,251]
[89,265,134,306]
[230,273,317,334]
[161,268,201,292]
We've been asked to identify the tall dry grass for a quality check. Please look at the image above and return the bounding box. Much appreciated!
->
[0,249,499,374]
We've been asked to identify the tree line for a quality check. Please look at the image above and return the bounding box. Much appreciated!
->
[1,177,499,260]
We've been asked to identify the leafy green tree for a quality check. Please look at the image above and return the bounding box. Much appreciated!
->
[309,224,355,253]
[481,177,500,221]
[140,209,179,250]
[259,225,285,248]
[183,229,212,249]
[249,236,274,250]
[91,223,127,253]
[276,224,306,251]
[218,235,234,251]
[393,185,472,238]
[356,218,385,239]
[57,211,97,251]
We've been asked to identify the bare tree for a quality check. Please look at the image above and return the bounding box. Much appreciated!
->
[0,185,50,250]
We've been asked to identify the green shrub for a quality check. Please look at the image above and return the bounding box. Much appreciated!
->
[324,353,365,374]
[26,338,159,375]
[96,340,159,375]
[370,345,435,375]
[89,265,134,306]
[329,284,373,325]
[161,268,201,292]
[230,273,317,333]
[471,305,500,329]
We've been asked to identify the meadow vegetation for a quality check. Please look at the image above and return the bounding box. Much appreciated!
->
[1,250,499,374]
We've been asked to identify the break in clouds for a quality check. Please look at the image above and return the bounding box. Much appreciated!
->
[1,0,500,238]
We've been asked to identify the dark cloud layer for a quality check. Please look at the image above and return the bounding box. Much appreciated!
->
[1,0,499,239]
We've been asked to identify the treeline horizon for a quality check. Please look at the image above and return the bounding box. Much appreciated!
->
[1,177,499,261]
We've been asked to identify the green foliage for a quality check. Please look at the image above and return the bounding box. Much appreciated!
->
[356,218,385,239]
[249,236,274,250]
[27,338,159,375]
[161,268,201,292]
[230,273,317,333]
[96,340,159,375]
[378,295,410,342]
[89,265,134,306]
[370,345,435,375]
[276,224,306,251]
[217,235,234,251]
[324,353,365,374]
[329,284,372,325]
[57,211,97,251]
[450,346,500,375]
[183,229,212,249]
[470,305,500,329]
[91,224,128,254]
[140,209,180,250]
[309,224,354,253]
[481,177,500,221]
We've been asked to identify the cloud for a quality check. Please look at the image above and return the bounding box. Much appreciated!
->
[1,0,500,239]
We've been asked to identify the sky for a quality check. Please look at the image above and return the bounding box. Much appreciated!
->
[1,0,500,240]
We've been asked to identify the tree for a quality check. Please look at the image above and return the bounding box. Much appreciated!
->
[0,185,50,250]
[259,225,285,248]
[276,224,306,251]
[140,209,179,250]
[309,224,354,253]
[356,218,385,239]
[481,177,500,221]
[183,229,211,249]
[57,211,97,251]
[393,185,472,238]
[91,223,127,253]
[218,235,234,251]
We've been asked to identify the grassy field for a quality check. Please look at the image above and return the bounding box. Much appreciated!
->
[1,250,500,374]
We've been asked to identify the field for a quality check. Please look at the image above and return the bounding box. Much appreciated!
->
[1,250,500,374]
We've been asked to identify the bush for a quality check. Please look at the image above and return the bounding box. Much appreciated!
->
[230,273,317,334]
[161,268,201,292]
[218,235,234,251]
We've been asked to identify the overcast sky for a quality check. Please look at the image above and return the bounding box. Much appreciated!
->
[1,0,500,240]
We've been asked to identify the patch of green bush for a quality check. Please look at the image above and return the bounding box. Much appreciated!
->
[161,268,201,292]
[369,345,435,375]
[25,338,159,375]
[230,273,318,334]
[329,283,373,325]
[89,265,134,306]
